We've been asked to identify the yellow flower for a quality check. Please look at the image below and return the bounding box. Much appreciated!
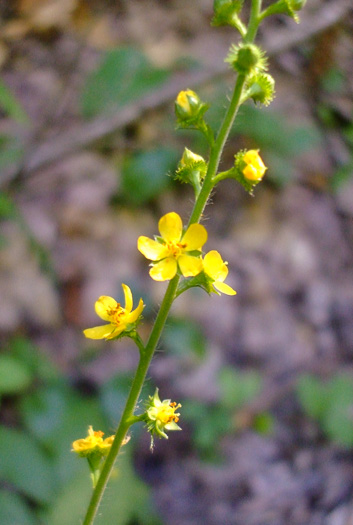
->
[138,212,207,281]
[145,389,182,447]
[242,150,267,181]
[72,426,115,457]
[83,284,144,340]
[203,250,237,295]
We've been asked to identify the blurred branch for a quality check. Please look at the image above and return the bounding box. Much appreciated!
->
[4,0,352,187]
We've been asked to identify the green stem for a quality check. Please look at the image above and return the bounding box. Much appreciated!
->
[82,3,263,523]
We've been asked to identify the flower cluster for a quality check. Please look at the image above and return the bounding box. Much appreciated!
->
[144,388,182,449]
[137,211,236,295]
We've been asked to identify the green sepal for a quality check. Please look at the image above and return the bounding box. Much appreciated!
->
[176,271,219,297]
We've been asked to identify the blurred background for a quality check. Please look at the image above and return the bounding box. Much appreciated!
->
[0,0,353,524]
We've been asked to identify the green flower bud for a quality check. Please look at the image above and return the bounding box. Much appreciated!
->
[212,0,245,28]
[225,43,267,75]
[175,89,209,130]
[175,148,207,188]
[261,0,307,23]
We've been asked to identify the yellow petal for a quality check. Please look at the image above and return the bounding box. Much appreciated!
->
[213,281,237,296]
[83,324,117,340]
[138,236,167,260]
[149,258,177,281]
[158,212,182,243]
[122,284,132,313]
[203,250,228,281]
[178,254,203,277]
[127,298,144,323]
[95,296,118,321]
[181,223,207,250]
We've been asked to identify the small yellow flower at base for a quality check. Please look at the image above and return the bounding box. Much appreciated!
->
[242,150,267,181]
[203,250,237,296]
[138,212,207,281]
[72,426,130,458]
[145,389,182,449]
[83,284,144,340]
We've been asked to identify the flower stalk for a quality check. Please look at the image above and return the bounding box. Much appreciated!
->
[80,0,277,522]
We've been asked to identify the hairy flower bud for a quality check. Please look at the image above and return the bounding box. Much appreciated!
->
[225,43,267,75]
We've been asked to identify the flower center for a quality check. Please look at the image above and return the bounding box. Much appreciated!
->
[107,304,125,325]
[165,241,186,259]
[156,402,181,424]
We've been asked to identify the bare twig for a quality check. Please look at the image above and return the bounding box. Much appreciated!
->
[4,0,351,187]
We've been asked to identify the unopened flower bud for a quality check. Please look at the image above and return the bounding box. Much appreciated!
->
[261,0,306,23]
[212,0,244,27]
[242,150,267,181]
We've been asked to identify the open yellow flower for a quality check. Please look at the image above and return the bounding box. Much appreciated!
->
[72,426,115,457]
[83,284,144,340]
[138,212,207,281]
[203,250,237,295]
[145,389,182,449]
[242,150,267,181]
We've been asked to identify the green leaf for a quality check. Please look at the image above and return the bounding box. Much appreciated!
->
[162,316,207,359]
[296,374,328,421]
[0,490,36,525]
[121,147,178,205]
[48,449,160,525]
[0,426,55,504]
[0,80,29,124]
[219,367,262,410]
[20,383,108,488]
[81,47,169,118]
[0,355,33,394]
[0,134,24,173]
[323,374,353,448]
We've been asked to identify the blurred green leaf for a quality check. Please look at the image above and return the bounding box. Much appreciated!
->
[100,372,152,425]
[48,448,159,525]
[0,80,29,123]
[0,490,36,525]
[0,134,24,174]
[323,374,353,448]
[0,355,33,394]
[0,425,54,504]
[253,412,274,435]
[121,147,178,205]
[297,373,353,448]
[219,367,262,410]
[162,316,207,359]
[21,385,107,487]
[296,374,328,420]
[81,47,169,118]
[0,192,17,219]
[10,336,59,382]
